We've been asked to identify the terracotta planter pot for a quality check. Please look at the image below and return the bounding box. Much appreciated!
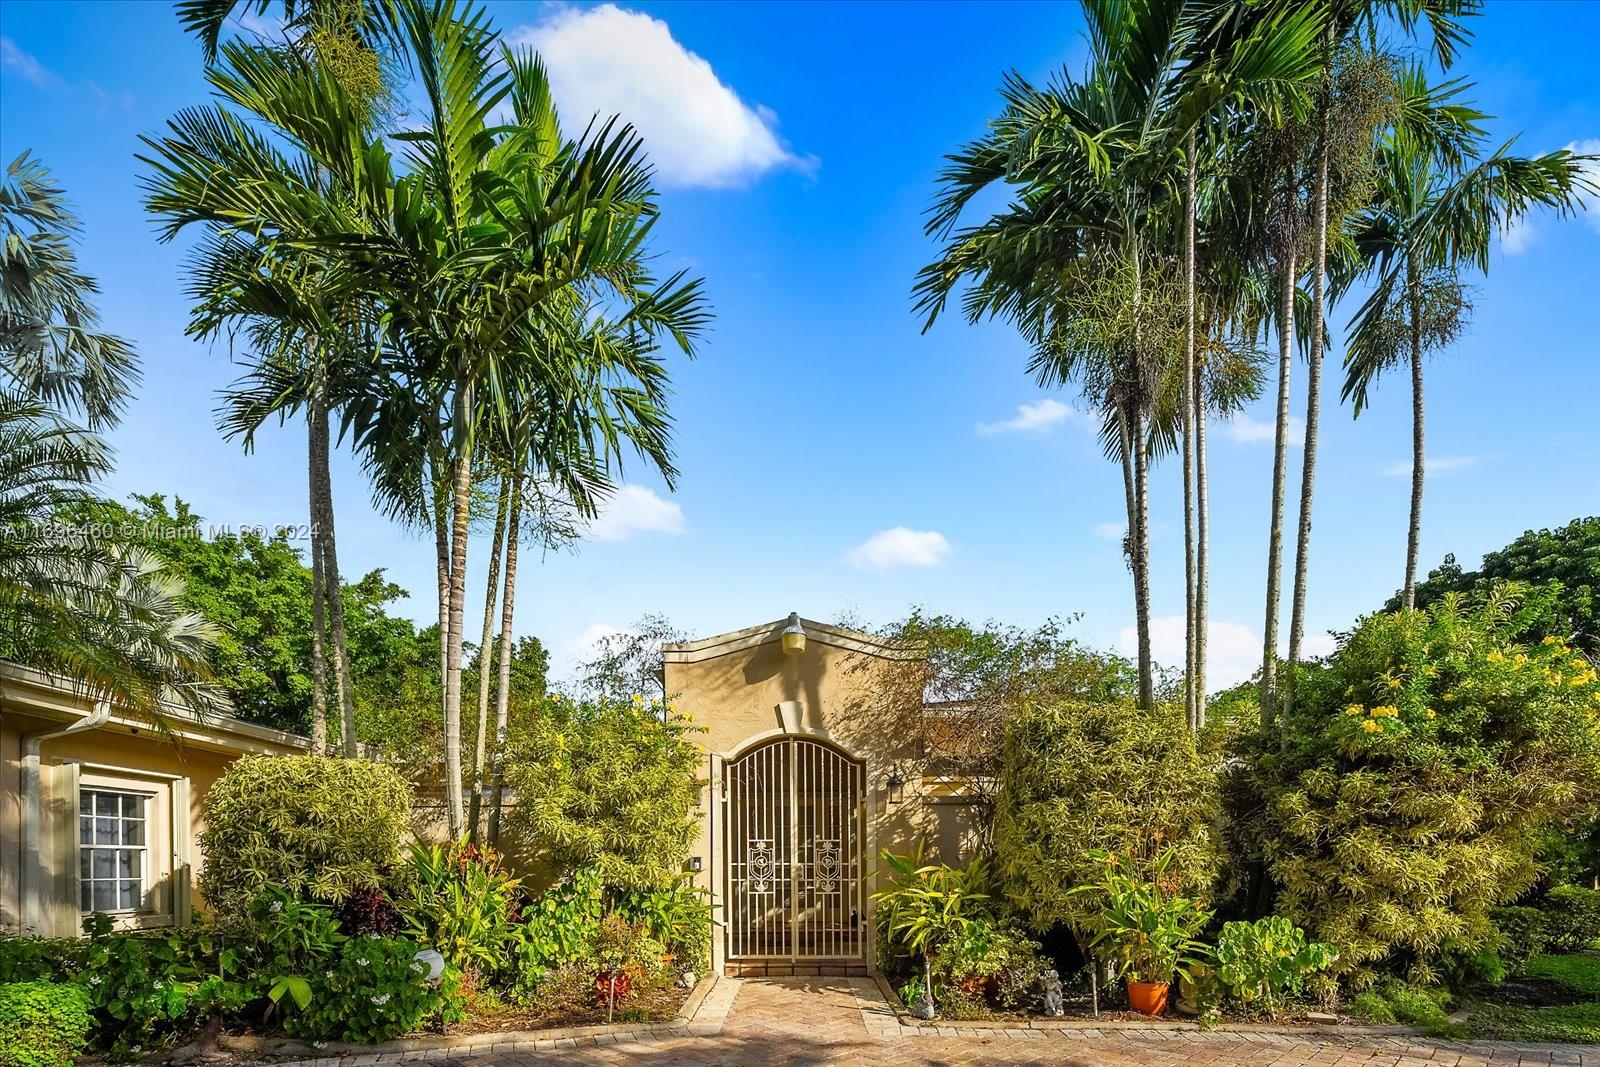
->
[1126,979,1170,1016]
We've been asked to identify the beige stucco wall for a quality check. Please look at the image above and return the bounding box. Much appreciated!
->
[664,618,962,972]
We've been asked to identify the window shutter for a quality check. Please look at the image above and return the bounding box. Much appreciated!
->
[42,761,82,937]
[170,777,193,925]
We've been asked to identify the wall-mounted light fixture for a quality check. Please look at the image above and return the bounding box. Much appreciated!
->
[781,612,807,655]
[687,856,703,873]
[885,770,906,804]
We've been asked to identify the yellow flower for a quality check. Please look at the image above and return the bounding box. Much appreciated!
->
[1570,673,1592,687]
[1345,704,1364,716]
[1487,650,1505,663]
[1514,653,1529,666]
[1361,720,1382,733]
[1542,635,1561,646]
[1442,691,1455,702]
[1425,708,1437,719]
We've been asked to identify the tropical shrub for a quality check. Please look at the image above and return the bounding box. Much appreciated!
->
[502,696,701,889]
[614,876,713,975]
[592,914,668,1002]
[995,699,1216,936]
[1233,588,1600,986]
[1212,917,1337,1015]
[199,755,412,925]
[76,915,242,1057]
[0,982,91,1067]
[1074,851,1209,985]
[1542,884,1600,951]
[1488,906,1548,970]
[872,851,992,1001]
[282,935,462,1044]
[395,841,523,983]
[940,919,1052,1012]
[0,939,79,984]
[515,867,605,995]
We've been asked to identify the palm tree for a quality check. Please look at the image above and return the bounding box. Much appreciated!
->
[1282,0,1478,715]
[140,39,385,755]
[1,153,138,430]
[0,393,223,720]
[1342,82,1595,607]
[339,1,707,835]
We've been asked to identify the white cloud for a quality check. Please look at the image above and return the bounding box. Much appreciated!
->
[1223,413,1304,447]
[1,37,60,88]
[562,622,629,661]
[1498,215,1536,255]
[510,4,809,188]
[584,485,686,541]
[1379,455,1479,478]
[846,527,951,571]
[1567,138,1600,234]
[1093,522,1126,541]
[977,398,1077,435]
[1120,616,1339,693]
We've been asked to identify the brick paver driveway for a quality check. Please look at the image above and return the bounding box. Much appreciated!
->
[443,977,1598,1067]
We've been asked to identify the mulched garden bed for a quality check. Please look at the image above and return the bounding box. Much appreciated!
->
[439,983,690,1036]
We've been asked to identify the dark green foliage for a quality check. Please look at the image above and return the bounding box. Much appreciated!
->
[514,868,605,997]
[614,877,713,976]
[1543,885,1600,951]
[1468,1001,1600,1044]
[1232,588,1600,986]
[994,700,1216,937]
[0,939,79,984]
[56,494,443,733]
[1393,518,1599,654]
[395,842,523,982]
[1350,981,1452,1028]
[283,934,462,1044]
[0,982,91,1067]
[199,755,412,925]
[1213,917,1338,1014]
[1488,906,1548,970]
[1520,952,1600,997]
[502,696,702,890]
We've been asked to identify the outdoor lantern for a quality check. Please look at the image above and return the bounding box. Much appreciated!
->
[886,770,906,804]
[781,612,807,655]
[687,856,703,873]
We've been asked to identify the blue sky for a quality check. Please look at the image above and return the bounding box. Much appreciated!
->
[2,0,1597,688]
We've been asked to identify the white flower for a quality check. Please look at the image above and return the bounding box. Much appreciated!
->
[325,970,335,978]
[356,958,369,967]
[88,976,102,986]
[269,900,283,913]
[371,993,391,1006]
[411,961,427,973]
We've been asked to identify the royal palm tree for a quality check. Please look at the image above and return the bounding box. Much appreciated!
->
[1342,80,1594,608]
[337,1,706,835]
[1281,0,1479,717]
[140,37,387,754]
[1,153,138,430]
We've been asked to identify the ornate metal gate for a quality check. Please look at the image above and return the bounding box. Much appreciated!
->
[723,737,864,962]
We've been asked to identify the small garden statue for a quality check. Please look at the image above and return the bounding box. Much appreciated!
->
[912,989,937,1020]
[1041,969,1065,1016]
[677,970,696,990]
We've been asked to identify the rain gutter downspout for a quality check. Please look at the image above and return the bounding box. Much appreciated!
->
[19,700,112,934]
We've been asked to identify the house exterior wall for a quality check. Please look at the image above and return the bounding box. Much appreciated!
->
[1,669,307,937]
[663,618,959,976]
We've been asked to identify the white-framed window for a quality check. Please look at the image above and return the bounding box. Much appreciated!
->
[79,788,151,913]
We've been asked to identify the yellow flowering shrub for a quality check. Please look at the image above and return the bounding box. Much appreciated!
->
[1227,583,1600,989]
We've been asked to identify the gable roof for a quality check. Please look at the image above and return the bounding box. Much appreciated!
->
[662,615,924,665]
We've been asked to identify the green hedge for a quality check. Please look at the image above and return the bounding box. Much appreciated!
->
[199,755,412,925]
[0,982,91,1067]
[1543,885,1600,951]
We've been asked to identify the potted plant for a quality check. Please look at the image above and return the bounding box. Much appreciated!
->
[1076,851,1210,1016]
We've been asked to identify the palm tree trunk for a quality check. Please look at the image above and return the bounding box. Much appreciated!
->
[429,447,454,833]
[1261,247,1296,729]
[467,476,509,841]
[310,402,358,757]
[1193,335,1210,727]
[306,416,329,757]
[1404,262,1425,610]
[488,473,524,848]
[442,387,474,839]
[1286,60,1333,717]
[1132,410,1155,712]
[1182,130,1198,731]
[1114,410,1148,707]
